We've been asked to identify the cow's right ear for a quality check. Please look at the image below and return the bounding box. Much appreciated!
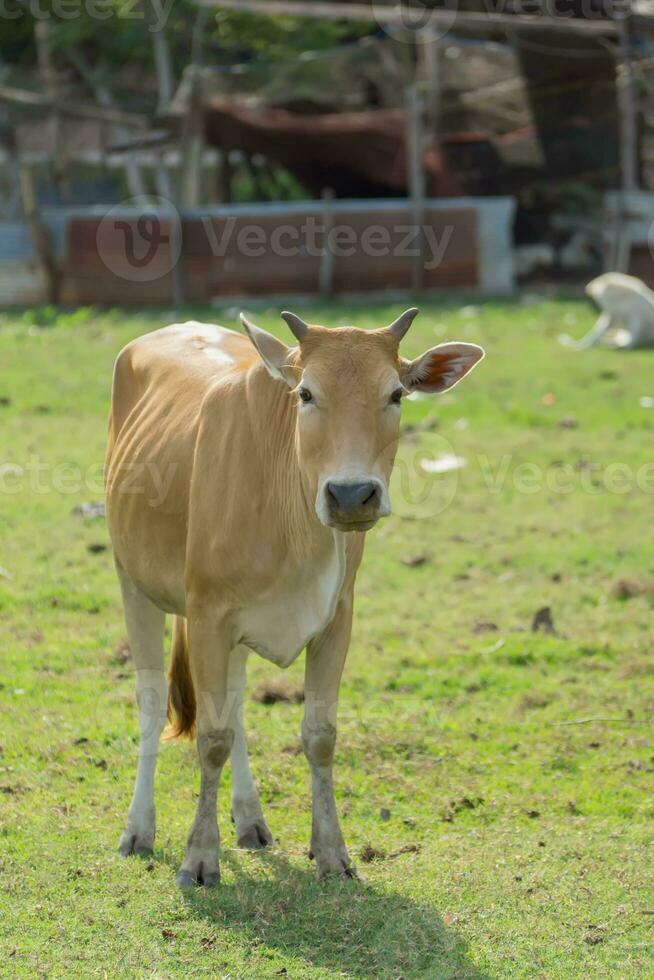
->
[240,314,298,387]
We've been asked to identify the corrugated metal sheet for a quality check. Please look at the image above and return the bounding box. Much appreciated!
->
[0,260,44,305]
[0,198,515,307]
[0,222,34,261]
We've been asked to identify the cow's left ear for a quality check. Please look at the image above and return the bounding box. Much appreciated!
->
[402,342,485,394]
[240,314,298,387]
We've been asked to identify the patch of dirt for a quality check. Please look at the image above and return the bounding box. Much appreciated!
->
[610,577,654,601]
[113,640,131,666]
[473,621,498,634]
[441,796,484,822]
[388,843,421,858]
[531,606,556,635]
[584,925,606,946]
[520,692,552,710]
[253,680,304,705]
[0,784,27,795]
[401,553,430,567]
[617,659,654,679]
[87,543,108,554]
[360,843,386,862]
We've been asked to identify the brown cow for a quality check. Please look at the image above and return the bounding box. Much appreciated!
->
[105,309,483,887]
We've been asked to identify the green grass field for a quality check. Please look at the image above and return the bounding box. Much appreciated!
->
[1,298,652,978]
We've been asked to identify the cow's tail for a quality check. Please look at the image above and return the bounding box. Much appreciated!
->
[165,616,196,739]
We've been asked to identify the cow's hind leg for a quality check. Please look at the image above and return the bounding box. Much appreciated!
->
[620,315,645,349]
[229,647,273,849]
[559,312,613,350]
[116,563,167,857]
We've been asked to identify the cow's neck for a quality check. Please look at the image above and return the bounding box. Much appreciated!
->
[249,363,334,565]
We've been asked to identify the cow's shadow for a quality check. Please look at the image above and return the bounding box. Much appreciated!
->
[176,846,490,979]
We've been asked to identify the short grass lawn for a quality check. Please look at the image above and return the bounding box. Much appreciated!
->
[0,298,653,978]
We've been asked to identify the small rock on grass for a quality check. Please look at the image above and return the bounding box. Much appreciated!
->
[401,553,430,568]
[72,502,105,519]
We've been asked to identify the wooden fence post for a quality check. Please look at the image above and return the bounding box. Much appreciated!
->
[319,187,335,298]
[610,14,638,273]
[406,85,426,294]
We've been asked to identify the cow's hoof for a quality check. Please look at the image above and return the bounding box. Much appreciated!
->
[118,831,154,858]
[176,863,220,889]
[237,820,274,850]
[310,848,361,881]
[317,861,361,882]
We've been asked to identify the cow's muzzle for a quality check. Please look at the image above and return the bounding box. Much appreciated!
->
[324,479,384,531]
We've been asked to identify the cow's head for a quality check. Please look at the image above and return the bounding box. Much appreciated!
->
[241,310,484,532]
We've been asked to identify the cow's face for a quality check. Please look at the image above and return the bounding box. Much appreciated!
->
[242,310,484,532]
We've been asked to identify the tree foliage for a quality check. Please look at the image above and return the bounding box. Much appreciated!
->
[1,0,372,106]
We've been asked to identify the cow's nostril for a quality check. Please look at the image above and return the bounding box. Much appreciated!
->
[326,481,379,513]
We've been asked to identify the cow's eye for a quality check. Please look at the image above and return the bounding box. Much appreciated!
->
[299,387,313,404]
[389,387,404,405]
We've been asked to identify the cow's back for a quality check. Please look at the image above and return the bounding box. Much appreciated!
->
[106,321,254,612]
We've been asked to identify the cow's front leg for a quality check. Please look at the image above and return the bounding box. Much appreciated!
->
[303,594,358,880]
[177,605,234,888]
[229,647,274,849]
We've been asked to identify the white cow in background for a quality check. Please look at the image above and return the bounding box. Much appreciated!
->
[560,273,654,350]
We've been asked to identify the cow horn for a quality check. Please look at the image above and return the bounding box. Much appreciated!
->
[387,307,419,341]
[281,311,309,342]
